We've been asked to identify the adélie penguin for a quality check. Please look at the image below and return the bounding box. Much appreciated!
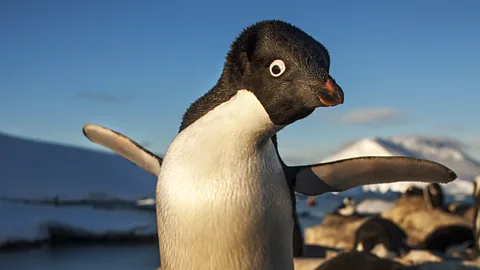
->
[81,124,306,258]
[83,20,456,270]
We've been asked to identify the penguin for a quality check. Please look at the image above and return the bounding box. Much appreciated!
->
[451,176,480,260]
[81,125,307,257]
[84,20,456,270]
[403,186,424,197]
[314,251,408,270]
[384,183,474,256]
[448,180,479,223]
[333,197,358,217]
[423,183,475,255]
[305,197,368,251]
[468,176,480,258]
[423,183,444,210]
[353,216,409,259]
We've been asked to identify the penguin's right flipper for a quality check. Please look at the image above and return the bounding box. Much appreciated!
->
[82,124,162,177]
[293,156,457,196]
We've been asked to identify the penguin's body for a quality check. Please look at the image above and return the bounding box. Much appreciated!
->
[158,91,294,269]
[82,19,457,270]
[423,183,444,210]
[403,186,424,197]
[453,176,480,260]
[353,216,409,259]
[315,251,408,270]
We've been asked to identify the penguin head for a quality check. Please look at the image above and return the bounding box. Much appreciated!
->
[404,186,423,197]
[343,196,355,206]
[222,20,344,126]
[338,197,356,216]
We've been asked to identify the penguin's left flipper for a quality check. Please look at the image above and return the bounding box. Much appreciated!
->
[293,156,457,196]
[82,124,162,177]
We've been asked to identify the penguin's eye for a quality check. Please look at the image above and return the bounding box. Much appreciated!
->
[269,59,286,77]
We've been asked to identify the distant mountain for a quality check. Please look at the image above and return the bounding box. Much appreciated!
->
[321,136,480,196]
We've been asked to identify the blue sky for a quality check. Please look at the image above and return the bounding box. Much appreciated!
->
[1,0,479,164]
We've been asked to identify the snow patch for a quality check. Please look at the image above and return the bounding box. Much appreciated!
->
[355,199,395,214]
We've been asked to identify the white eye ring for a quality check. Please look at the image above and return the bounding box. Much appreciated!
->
[269,59,286,77]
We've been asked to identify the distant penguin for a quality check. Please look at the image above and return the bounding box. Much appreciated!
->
[333,197,357,217]
[447,177,480,260]
[472,177,480,253]
[84,20,456,270]
[403,186,424,197]
[423,183,444,210]
[353,216,409,259]
[308,197,369,251]
[315,251,408,270]
[448,179,480,223]
[458,176,480,259]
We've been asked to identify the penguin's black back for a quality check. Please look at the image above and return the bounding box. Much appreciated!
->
[403,186,423,197]
[315,251,408,270]
[353,216,408,256]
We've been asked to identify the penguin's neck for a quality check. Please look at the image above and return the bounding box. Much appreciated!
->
[180,89,284,147]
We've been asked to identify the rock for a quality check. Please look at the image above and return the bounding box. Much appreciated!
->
[304,213,368,250]
[294,258,324,270]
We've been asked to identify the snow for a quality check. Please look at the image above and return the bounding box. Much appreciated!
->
[321,136,480,197]
[137,198,156,206]
[355,199,395,214]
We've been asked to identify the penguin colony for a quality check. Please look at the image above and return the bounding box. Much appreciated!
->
[83,20,458,270]
[300,181,480,268]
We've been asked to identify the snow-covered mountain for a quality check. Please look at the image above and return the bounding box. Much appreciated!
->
[321,136,480,197]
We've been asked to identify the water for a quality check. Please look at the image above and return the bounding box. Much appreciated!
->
[0,244,160,270]
[0,192,399,270]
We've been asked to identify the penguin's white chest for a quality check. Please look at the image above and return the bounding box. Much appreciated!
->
[156,90,294,270]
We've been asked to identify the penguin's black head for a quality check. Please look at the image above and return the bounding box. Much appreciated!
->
[222,20,344,126]
[404,186,423,197]
[344,196,354,205]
